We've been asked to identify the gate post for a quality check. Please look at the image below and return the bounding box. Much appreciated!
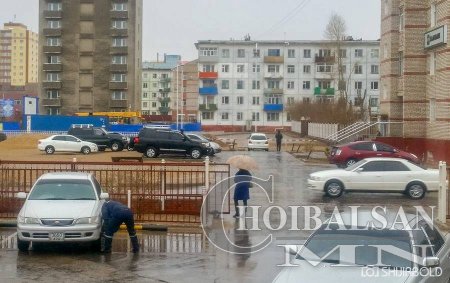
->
[71,158,77,171]
[161,159,166,211]
[437,161,447,223]
[202,156,210,225]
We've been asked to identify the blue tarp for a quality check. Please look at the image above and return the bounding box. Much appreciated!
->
[0,121,20,131]
[109,123,202,133]
[24,115,109,131]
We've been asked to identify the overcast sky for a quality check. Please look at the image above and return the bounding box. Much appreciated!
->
[0,0,380,61]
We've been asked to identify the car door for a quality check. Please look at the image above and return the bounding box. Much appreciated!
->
[156,131,171,153]
[93,128,108,147]
[51,136,66,151]
[170,132,187,153]
[64,135,82,152]
[348,160,386,191]
[381,160,412,191]
[350,142,376,160]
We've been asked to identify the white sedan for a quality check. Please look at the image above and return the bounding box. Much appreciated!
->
[38,135,98,155]
[248,133,269,151]
[307,158,439,199]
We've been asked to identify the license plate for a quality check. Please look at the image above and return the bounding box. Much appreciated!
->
[49,232,64,241]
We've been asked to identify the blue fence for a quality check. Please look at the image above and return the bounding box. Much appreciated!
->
[109,123,202,133]
[0,121,20,131]
[24,115,109,131]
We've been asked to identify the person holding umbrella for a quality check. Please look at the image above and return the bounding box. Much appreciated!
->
[226,155,258,218]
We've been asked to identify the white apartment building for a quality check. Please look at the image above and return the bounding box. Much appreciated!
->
[195,40,380,131]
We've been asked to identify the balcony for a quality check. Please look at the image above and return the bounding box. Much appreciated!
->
[109,81,128,90]
[158,97,171,104]
[199,86,218,95]
[159,106,171,114]
[370,107,379,115]
[110,47,128,55]
[199,104,218,111]
[43,63,62,72]
[42,81,62,89]
[110,64,128,72]
[199,72,218,79]
[110,11,128,19]
[264,56,284,63]
[110,28,128,37]
[44,10,62,19]
[160,77,171,83]
[264,73,283,79]
[314,87,335,95]
[41,98,61,107]
[159,87,171,93]
[198,55,219,63]
[110,99,128,108]
[315,55,336,64]
[264,88,283,95]
[263,104,284,112]
[43,46,62,53]
[43,28,62,37]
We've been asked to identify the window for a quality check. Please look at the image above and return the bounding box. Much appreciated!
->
[237,49,245,58]
[47,107,60,115]
[252,112,260,121]
[237,97,244,104]
[112,55,126,64]
[303,65,311,73]
[111,73,126,82]
[46,90,60,99]
[339,49,347,58]
[318,49,331,57]
[287,81,295,89]
[267,80,280,89]
[202,112,214,120]
[287,97,295,105]
[152,93,157,98]
[253,49,260,57]
[431,4,437,27]
[252,97,260,105]
[354,64,363,74]
[371,65,379,74]
[349,142,373,151]
[152,74,157,79]
[112,3,127,11]
[354,49,363,57]
[267,112,280,121]
[236,112,243,121]
[47,2,62,11]
[385,161,410,171]
[112,20,127,29]
[143,92,148,98]
[399,7,404,31]
[221,64,229,73]
[287,65,295,73]
[252,64,261,73]
[111,91,126,100]
[369,97,378,107]
[355,81,363,89]
[47,37,62,46]
[221,80,229,90]
[303,81,310,90]
[371,49,379,58]
[268,65,280,73]
[47,21,61,29]
[371,81,379,90]
[47,55,60,64]
[46,72,60,81]
[112,37,127,47]
[222,96,229,104]
[199,47,218,56]
[303,97,311,103]
[268,49,281,56]
[237,64,245,73]
[221,112,229,120]
[252,80,260,90]
[143,82,148,88]
[288,49,295,58]
[340,65,347,74]
[221,49,230,58]
[318,81,331,89]
[303,49,311,58]
[317,64,333,73]
[430,98,436,122]
[143,102,148,108]
[202,64,215,72]
[237,80,244,89]
[360,161,386,172]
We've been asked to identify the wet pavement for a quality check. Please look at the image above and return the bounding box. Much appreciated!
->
[0,151,439,282]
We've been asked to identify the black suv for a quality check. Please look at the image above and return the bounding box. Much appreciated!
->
[134,128,209,159]
[67,126,128,152]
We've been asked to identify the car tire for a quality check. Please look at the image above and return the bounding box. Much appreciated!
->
[324,180,344,198]
[127,145,134,151]
[345,159,358,168]
[145,147,158,158]
[45,146,55,155]
[17,237,30,252]
[111,141,123,152]
[81,146,91,155]
[190,148,202,159]
[406,182,426,199]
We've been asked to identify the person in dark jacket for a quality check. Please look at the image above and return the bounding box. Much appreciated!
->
[275,130,283,152]
[101,200,140,253]
[233,169,252,218]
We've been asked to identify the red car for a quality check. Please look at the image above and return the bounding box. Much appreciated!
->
[329,141,420,168]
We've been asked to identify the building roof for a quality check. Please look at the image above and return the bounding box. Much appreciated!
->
[142,55,181,70]
[195,39,380,49]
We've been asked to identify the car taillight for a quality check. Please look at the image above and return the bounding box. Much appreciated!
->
[133,137,139,144]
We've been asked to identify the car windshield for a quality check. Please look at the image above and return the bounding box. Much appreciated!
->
[189,135,207,142]
[345,160,367,171]
[297,228,412,268]
[251,135,267,140]
[28,179,97,200]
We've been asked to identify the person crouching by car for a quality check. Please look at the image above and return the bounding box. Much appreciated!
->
[233,168,252,218]
[101,200,140,253]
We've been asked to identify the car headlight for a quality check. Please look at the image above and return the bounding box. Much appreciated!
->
[309,175,321,181]
[201,142,209,147]
[75,216,100,225]
[18,216,40,224]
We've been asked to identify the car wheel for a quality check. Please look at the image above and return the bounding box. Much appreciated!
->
[111,141,123,152]
[17,237,30,252]
[345,159,358,168]
[81,146,91,155]
[127,145,134,151]
[190,148,202,159]
[406,182,426,199]
[145,147,158,158]
[45,146,55,155]
[325,180,344,198]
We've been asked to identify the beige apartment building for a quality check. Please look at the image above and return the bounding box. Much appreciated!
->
[0,22,38,86]
[380,0,450,163]
[39,0,142,115]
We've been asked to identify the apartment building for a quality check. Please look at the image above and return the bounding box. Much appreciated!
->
[0,22,38,87]
[380,0,450,162]
[172,60,199,123]
[39,0,143,115]
[141,55,180,117]
[195,40,380,131]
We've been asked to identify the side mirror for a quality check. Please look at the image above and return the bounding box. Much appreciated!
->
[423,257,440,268]
[289,246,298,256]
[355,167,364,173]
[16,192,27,199]
[100,193,109,200]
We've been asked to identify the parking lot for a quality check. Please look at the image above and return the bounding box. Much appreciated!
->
[0,149,439,282]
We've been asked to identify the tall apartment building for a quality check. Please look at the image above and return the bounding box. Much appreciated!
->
[172,60,199,123]
[0,22,38,86]
[39,0,143,115]
[195,40,380,131]
[380,0,450,162]
[141,55,180,118]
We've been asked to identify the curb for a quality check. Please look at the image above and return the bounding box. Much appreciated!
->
[0,221,168,232]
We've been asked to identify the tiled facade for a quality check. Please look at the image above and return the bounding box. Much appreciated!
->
[172,60,199,123]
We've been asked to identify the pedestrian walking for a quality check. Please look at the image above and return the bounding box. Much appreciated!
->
[233,168,252,218]
[275,130,283,152]
[101,200,140,253]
